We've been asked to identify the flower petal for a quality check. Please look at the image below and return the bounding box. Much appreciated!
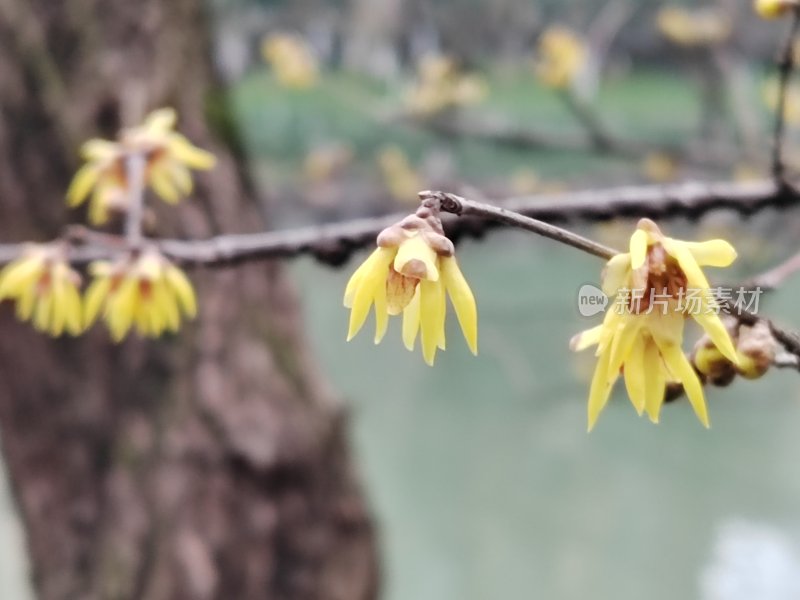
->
[66,164,100,207]
[394,236,439,282]
[663,238,711,290]
[623,335,647,415]
[108,278,138,342]
[344,248,394,308]
[419,279,445,366]
[601,253,631,296]
[149,164,181,203]
[657,340,710,428]
[165,265,197,318]
[63,282,84,336]
[570,324,603,352]
[347,249,393,341]
[166,161,193,195]
[643,340,666,423]
[33,292,53,333]
[144,108,177,134]
[606,317,641,381]
[402,288,421,351]
[587,344,617,432]
[685,240,737,267]
[630,229,649,269]
[441,256,477,355]
[373,271,389,344]
[81,139,118,161]
[16,286,36,321]
[0,256,43,300]
[83,277,110,328]
[167,134,216,170]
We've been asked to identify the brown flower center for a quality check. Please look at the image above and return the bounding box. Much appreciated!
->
[386,268,419,315]
[629,244,688,314]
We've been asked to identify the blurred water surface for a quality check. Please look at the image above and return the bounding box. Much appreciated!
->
[293,227,800,600]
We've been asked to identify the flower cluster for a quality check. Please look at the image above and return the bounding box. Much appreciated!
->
[85,249,197,342]
[344,203,477,365]
[261,33,319,90]
[0,245,83,337]
[571,220,740,430]
[406,55,488,117]
[67,108,216,224]
[534,26,588,91]
[0,244,197,341]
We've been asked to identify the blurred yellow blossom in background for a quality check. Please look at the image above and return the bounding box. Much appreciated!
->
[303,142,354,184]
[262,32,319,90]
[406,54,487,116]
[0,245,83,337]
[534,26,588,91]
[84,249,197,341]
[67,108,216,223]
[657,6,732,47]
[571,219,739,430]
[344,205,477,365]
[755,0,799,19]
[763,77,800,126]
[378,146,423,204]
[642,152,679,183]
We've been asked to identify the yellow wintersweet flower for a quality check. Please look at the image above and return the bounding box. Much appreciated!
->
[571,219,739,430]
[0,245,83,337]
[67,108,216,224]
[344,205,477,365]
[534,26,588,91]
[755,0,799,19]
[261,33,319,90]
[84,249,197,341]
[657,6,732,47]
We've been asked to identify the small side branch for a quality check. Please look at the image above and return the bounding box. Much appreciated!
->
[124,153,146,247]
[422,190,617,260]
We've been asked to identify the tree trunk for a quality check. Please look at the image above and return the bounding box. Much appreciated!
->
[0,2,378,599]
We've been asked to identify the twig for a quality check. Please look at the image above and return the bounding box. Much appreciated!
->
[742,250,800,290]
[774,353,800,369]
[421,190,617,259]
[559,92,615,150]
[0,178,795,268]
[771,8,800,182]
[124,153,146,247]
[3,183,799,406]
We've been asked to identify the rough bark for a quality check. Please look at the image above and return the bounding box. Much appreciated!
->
[0,2,378,599]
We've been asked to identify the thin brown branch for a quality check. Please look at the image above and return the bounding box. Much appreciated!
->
[771,8,800,181]
[742,250,800,290]
[0,178,795,269]
[422,190,617,259]
[1,182,797,408]
[558,91,616,150]
[124,153,146,246]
